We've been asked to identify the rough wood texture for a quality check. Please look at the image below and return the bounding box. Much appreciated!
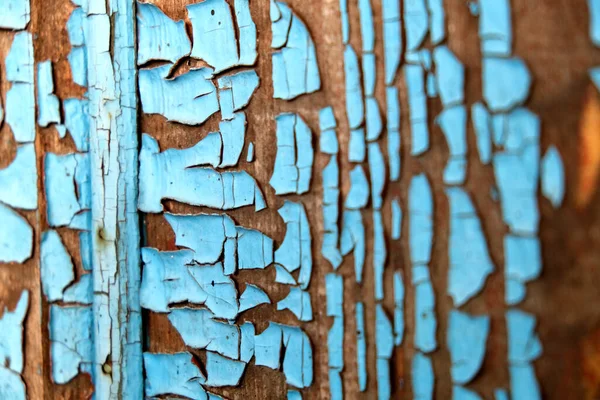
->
[0,0,599,399]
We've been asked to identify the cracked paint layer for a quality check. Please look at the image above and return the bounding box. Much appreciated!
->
[446,187,494,307]
[66,7,87,87]
[412,351,434,400]
[278,287,313,321]
[507,310,543,399]
[406,64,429,155]
[326,273,344,399]
[478,0,512,56]
[144,352,208,399]
[188,0,257,73]
[343,45,365,130]
[136,2,191,65]
[373,210,387,301]
[63,98,90,152]
[0,0,30,29]
[139,133,266,213]
[0,290,28,399]
[472,102,492,164]
[541,145,565,208]
[218,71,260,120]
[239,284,271,313]
[0,203,33,263]
[386,87,401,181]
[41,230,75,302]
[270,113,314,195]
[270,0,320,100]
[37,61,61,127]
[341,210,366,283]
[356,302,367,391]
[448,310,490,385]
[393,272,405,346]
[0,143,37,210]
[275,201,312,289]
[382,0,402,85]
[391,198,402,240]
[376,304,393,400]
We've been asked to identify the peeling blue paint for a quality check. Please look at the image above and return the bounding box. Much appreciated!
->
[218,71,259,120]
[41,230,75,302]
[239,284,271,313]
[341,210,366,283]
[0,290,28,400]
[275,264,298,285]
[326,274,344,384]
[271,1,320,99]
[0,0,30,29]
[369,144,386,210]
[393,272,404,345]
[504,235,541,305]
[507,310,542,399]
[478,0,512,56]
[386,87,401,181]
[356,302,367,391]
[382,0,402,85]
[541,145,565,208]
[404,0,429,54]
[446,187,494,306]
[205,351,247,387]
[433,46,464,108]
[275,201,312,289]
[345,166,370,209]
[288,390,303,400]
[339,0,350,43]
[590,0,600,46]
[409,174,434,266]
[247,142,255,162]
[437,106,467,185]
[392,198,402,240]
[278,287,313,321]
[144,352,207,399]
[344,46,365,129]
[373,210,387,301]
[428,0,446,45]
[37,61,61,127]
[406,64,429,155]
[63,98,90,152]
[376,304,393,400]
[136,2,191,65]
[483,57,531,113]
[412,352,434,400]
[0,203,33,264]
[66,7,87,87]
[0,143,37,210]
[413,266,437,353]
[270,113,314,195]
[453,386,483,400]
[471,102,492,164]
[448,310,490,385]
[349,128,366,162]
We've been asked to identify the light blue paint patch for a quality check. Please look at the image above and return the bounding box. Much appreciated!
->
[63,98,89,152]
[412,352,434,400]
[356,302,367,391]
[204,351,246,387]
[510,365,541,400]
[453,386,483,400]
[404,0,429,52]
[169,308,240,359]
[427,73,437,98]
[288,390,303,400]
[275,201,312,288]
[235,0,258,65]
[387,86,401,180]
[369,143,386,210]
[413,266,437,353]
[507,310,542,399]
[5,32,35,144]
[275,264,298,285]
[479,0,512,56]
[0,366,26,400]
[366,97,383,141]
[37,61,61,127]
[376,304,393,400]
[446,187,494,306]
[143,352,207,399]
[406,64,429,155]
[141,248,240,317]
[49,305,92,384]
[62,274,93,305]
[237,227,275,270]
[345,166,370,209]
[0,204,33,264]
[326,276,344,380]
[505,108,541,155]
[326,273,344,317]
[387,87,400,131]
[66,8,87,87]
[591,67,600,91]
[278,287,313,321]
[139,64,219,124]
[358,0,375,52]
[240,322,255,362]
[0,143,37,210]
[0,0,30,29]
[270,113,314,195]
[505,235,541,305]
[483,57,531,113]
[322,157,342,269]
[187,0,238,72]
[339,0,350,43]
[427,0,446,45]
[219,113,247,167]
[280,324,314,388]
[239,284,270,313]
[320,106,337,131]
[590,0,600,46]
[247,142,255,162]
[329,369,343,400]
[341,210,366,283]
[373,211,387,301]
[471,102,492,164]
[541,145,565,208]
[494,389,509,400]
[437,106,467,185]
[139,135,266,212]
[409,174,433,265]
[433,46,464,108]
[448,310,490,385]
[271,1,320,99]
[218,71,259,120]
[382,0,402,85]
[40,230,75,302]
[254,323,283,369]
[45,152,90,228]
[393,272,405,345]
[392,198,402,240]
[0,290,28,380]
[349,128,366,162]
[54,125,66,138]
[344,45,365,129]
[468,1,480,16]
[79,232,92,271]
[136,2,191,65]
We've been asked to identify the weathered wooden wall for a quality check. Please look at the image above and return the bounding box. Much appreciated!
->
[1,0,600,399]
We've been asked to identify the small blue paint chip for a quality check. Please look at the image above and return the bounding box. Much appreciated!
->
[541,145,565,208]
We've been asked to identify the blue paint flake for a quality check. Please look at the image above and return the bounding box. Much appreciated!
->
[275,264,297,285]
[0,204,33,263]
[412,352,434,400]
[0,0,30,29]
[235,0,258,65]
[66,7,87,87]
[355,302,367,391]
[427,0,446,45]
[62,274,93,305]
[409,174,434,265]
[139,134,266,213]
[494,389,509,400]
[358,0,375,53]
[240,322,255,362]
[392,198,402,240]
[483,57,531,113]
[453,386,483,400]
[278,287,313,321]
[382,0,402,85]
[0,290,27,399]
[139,65,219,125]
[40,230,75,302]
[413,266,437,353]
[369,143,386,209]
[373,210,387,301]
[136,2,191,65]
[366,97,383,141]
[246,142,255,162]
[0,143,37,210]
[271,1,321,100]
[44,152,91,229]
[326,275,344,398]
[404,0,429,53]
[437,106,467,185]
[448,310,490,385]
[349,128,366,162]
[471,102,492,164]
[376,304,393,400]
[541,145,565,208]
[63,98,90,152]
[254,323,283,369]
[239,284,270,313]
[341,210,366,283]
[504,235,541,305]
[344,46,365,129]
[326,273,343,317]
[275,201,312,289]
[339,0,350,43]
[49,305,92,384]
[345,166,370,209]
[507,310,543,399]
[393,272,405,345]
[590,0,600,46]
[204,351,247,387]
[478,0,512,56]
[321,160,342,269]
[446,187,494,306]
[270,113,314,195]
[37,61,61,127]
[218,71,260,120]
[5,32,35,144]
[143,352,207,399]
[406,64,429,155]
[288,390,303,400]
[433,46,464,108]
[386,87,401,181]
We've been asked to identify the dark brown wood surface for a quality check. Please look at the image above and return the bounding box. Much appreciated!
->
[1,0,600,398]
